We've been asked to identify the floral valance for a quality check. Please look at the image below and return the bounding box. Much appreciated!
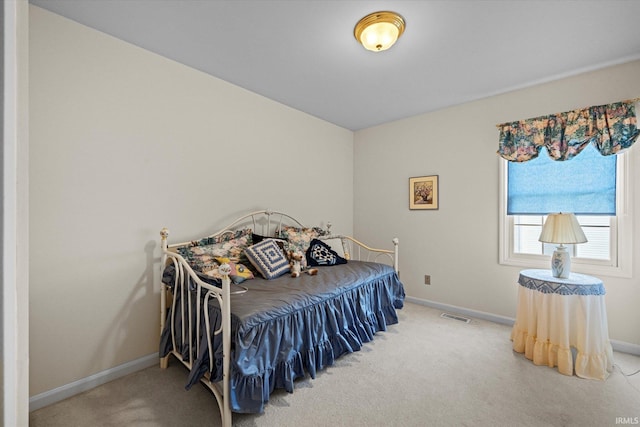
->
[497,99,640,162]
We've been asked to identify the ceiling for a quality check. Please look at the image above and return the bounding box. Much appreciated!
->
[30,0,640,131]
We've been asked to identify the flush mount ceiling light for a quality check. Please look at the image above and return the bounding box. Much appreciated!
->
[354,11,405,52]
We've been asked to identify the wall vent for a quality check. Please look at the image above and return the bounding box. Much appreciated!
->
[440,312,471,323]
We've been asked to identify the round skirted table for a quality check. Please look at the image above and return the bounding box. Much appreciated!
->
[510,269,613,380]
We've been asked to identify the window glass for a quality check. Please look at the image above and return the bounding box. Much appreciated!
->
[513,215,610,260]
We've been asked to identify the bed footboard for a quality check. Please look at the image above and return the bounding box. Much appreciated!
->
[343,236,399,273]
[159,228,232,427]
[322,226,399,276]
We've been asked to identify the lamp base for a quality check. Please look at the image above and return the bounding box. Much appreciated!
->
[551,245,571,279]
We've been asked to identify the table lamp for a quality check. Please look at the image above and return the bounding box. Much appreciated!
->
[538,213,587,279]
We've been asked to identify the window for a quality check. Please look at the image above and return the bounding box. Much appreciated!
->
[499,149,631,278]
[513,214,613,260]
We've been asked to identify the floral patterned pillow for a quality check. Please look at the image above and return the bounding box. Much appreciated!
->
[177,228,253,275]
[187,228,252,248]
[278,226,328,267]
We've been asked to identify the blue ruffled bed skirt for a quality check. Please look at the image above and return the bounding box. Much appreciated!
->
[160,261,405,413]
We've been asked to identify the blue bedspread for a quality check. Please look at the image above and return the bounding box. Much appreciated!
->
[160,260,405,413]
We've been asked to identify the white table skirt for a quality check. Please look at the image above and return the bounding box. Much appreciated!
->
[511,270,613,380]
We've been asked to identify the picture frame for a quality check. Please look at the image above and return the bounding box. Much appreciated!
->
[409,175,439,210]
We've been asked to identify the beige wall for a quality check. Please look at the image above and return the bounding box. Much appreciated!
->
[29,6,353,396]
[354,60,640,346]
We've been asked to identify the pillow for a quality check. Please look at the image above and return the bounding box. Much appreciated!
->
[252,233,288,247]
[279,226,328,267]
[189,228,252,247]
[246,234,287,274]
[306,238,348,267]
[319,237,346,258]
[244,239,291,280]
[176,245,221,277]
[215,257,254,284]
[178,229,253,273]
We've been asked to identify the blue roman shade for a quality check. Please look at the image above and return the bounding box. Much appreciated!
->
[507,144,616,215]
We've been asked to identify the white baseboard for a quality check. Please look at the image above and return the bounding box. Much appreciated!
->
[405,296,516,326]
[610,339,640,356]
[405,296,640,356]
[29,352,159,412]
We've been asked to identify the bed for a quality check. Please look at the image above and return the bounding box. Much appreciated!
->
[158,209,405,426]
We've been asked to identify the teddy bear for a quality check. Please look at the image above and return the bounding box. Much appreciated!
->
[288,251,318,278]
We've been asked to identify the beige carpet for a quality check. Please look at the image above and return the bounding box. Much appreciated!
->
[30,302,640,427]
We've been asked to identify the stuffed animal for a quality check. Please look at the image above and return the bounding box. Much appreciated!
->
[214,257,254,283]
[289,251,318,277]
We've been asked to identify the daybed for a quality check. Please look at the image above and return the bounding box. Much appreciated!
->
[158,209,405,426]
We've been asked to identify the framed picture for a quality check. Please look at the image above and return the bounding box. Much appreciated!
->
[409,175,439,210]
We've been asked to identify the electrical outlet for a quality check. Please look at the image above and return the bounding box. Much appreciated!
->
[424,275,431,285]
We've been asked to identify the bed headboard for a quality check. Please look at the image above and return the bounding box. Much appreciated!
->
[165,209,307,251]
[161,208,399,274]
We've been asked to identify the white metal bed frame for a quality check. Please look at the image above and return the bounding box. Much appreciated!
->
[159,209,399,427]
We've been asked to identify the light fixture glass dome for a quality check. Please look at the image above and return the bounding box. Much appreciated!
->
[354,11,405,52]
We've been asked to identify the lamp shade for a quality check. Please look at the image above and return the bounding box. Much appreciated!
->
[538,213,588,244]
